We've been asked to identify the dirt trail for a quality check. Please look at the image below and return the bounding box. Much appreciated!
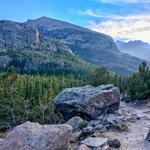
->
[105,101,150,150]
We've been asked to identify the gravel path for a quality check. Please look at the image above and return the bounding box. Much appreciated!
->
[104,101,150,150]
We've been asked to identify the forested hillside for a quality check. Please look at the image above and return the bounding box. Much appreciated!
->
[0,67,87,130]
[1,62,150,131]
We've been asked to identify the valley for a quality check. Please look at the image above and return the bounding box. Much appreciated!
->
[0,15,150,150]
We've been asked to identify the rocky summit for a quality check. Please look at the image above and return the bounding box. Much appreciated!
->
[54,84,120,120]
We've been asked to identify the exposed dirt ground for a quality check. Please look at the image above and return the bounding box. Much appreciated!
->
[104,101,150,150]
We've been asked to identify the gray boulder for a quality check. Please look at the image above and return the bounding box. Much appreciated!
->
[66,116,84,132]
[71,131,82,143]
[0,121,72,150]
[81,137,108,148]
[108,139,121,148]
[54,84,120,120]
[82,126,94,137]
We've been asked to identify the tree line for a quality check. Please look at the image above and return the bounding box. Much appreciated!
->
[0,67,86,130]
[91,62,150,100]
[0,62,150,131]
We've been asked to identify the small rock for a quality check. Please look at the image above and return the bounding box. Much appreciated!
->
[102,145,111,150]
[108,139,121,148]
[82,126,94,136]
[88,120,101,127]
[66,116,84,132]
[141,116,150,121]
[71,131,82,143]
[95,124,107,133]
[126,114,140,122]
[145,129,150,141]
[78,144,91,150]
[81,137,108,148]
[107,114,128,131]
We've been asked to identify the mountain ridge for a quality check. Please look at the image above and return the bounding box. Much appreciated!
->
[0,17,149,75]
[116,40,150,61]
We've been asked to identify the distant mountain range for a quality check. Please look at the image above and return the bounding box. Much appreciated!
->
[0,17,148,75]
[116,40,150,61]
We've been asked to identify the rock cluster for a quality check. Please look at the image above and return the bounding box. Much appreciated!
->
[54,84,123,149]
[54,84,120,120]
[0,85,127,150]
[66,114,126,149]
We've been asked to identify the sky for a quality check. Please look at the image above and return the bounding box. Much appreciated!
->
[0,0,150,43]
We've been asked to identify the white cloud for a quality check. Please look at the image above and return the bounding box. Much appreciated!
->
[89,15,150,43]
[79,9,150,21]
[77,9,103,18]
[76,4,150,43]
[97,0,150,5]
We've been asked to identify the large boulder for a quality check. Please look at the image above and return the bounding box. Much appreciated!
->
[0,121,72,150]
[54,84,120,120]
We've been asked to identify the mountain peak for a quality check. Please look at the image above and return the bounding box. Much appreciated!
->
[26,16,56,25]
[116,40,150,61]
[128,40,149,45]
[25,16,95,33]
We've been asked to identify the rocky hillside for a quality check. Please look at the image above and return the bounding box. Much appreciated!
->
[26,17,146,75]
[0,19,95,76]
[0,17,147,75]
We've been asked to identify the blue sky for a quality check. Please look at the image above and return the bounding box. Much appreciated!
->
[0,0,150,43]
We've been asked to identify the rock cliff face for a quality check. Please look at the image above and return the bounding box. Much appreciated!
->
[0,17,146,75]
[54,84,120,120]
[0,19,94,75]
[0,20,94,75]
[26,17,145,75]
[0,21,41,50]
